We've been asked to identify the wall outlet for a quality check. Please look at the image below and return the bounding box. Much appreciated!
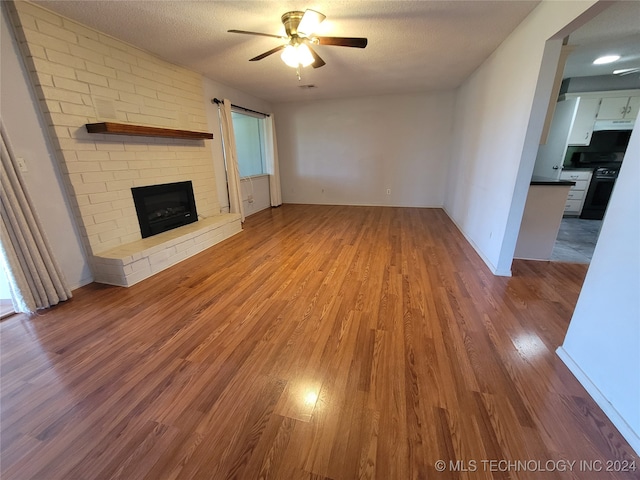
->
[17,157,28,172]
[386,188,391,195]
[247,194,254,204]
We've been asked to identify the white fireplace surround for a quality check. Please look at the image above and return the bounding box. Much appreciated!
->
[92,213,241,287]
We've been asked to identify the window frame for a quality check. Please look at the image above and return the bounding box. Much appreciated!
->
[231,109,268,179]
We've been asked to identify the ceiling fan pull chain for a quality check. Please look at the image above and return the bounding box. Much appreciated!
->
[296,66,301,81]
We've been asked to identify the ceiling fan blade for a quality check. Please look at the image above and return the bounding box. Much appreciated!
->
[298,9,326,36]
[613,68,640,76]
[316,36,368,48]
[228,29,287,40]
[249,44,286,62]
[307,45,326,69]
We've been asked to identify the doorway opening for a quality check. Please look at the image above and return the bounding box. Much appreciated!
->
[528,3,637,265]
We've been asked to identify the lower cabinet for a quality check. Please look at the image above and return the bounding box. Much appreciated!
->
[560,170,592,216]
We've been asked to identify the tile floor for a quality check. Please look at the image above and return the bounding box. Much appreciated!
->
[551,217,603,264]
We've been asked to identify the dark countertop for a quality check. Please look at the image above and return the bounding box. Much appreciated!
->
[530,176,575,186]
[561,166,595,171]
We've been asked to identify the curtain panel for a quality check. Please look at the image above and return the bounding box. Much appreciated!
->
[219,100,245,222]
[265,115,282,207]
[0,121,72,313]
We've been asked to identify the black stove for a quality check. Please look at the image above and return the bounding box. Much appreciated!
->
[593,166,620,179]
[569,151,624,168]
[580,166,620,220]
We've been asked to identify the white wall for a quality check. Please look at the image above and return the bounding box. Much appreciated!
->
[558,124,640,454]
[240,175,271,217]
[1,5,91,289]
[201,78,273,215]
[443,0,600,275]
[274,92,454,207]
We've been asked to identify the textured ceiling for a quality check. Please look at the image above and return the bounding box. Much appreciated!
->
[30,0,541,103]
[29,1,640,103]
[563,1,640,79]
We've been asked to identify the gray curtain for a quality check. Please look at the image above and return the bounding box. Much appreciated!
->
[0,121,72,313]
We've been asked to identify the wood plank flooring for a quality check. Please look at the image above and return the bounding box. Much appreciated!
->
[1,204,637,480]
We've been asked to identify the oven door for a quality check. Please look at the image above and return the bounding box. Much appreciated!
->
[580,175,616,220]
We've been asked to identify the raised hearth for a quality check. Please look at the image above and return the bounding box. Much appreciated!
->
[92,214,242,287]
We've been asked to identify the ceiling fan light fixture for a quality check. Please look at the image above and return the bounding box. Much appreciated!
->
[297,9,326,36]
[281,44,314,68]
[230,9,366,71]
[593,55,620,65]
[613,68,639,75]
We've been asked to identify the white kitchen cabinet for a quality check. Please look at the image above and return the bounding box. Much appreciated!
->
[567,98,600,146]
[597,96,640,120]
[626,96,640,120]
[560,169,592,216]
[534,98,577,179]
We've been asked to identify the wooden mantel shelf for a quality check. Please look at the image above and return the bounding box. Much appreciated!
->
[85,122,213,140]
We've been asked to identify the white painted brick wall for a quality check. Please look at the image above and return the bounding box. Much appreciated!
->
[9,1,220,256]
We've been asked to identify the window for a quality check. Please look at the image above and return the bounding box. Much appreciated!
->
[231,111,266,178]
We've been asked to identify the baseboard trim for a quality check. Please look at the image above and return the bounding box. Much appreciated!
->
[282,201,444,209]
[441,207,512,277]
[556,346,640,456]
[69,276,94,291]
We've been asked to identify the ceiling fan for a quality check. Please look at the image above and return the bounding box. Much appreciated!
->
[613,67,640,76]
[228,9,367,71]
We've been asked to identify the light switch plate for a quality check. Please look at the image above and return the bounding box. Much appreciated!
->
[17,157,28,172]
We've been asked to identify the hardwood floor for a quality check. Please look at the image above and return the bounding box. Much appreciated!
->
[1,204,637,480]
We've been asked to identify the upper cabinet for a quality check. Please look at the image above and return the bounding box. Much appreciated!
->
[628,97,640,120]
[560,90,640,147]
[567,98,600,146]
[597,96,640,121]
[534,90,638,178]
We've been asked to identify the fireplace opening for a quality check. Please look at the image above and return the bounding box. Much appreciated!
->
[132,181,198,238]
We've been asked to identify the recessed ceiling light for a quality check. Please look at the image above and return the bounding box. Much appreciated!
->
[593,55,620,65]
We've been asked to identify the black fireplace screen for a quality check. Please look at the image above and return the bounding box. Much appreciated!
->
[131,181,198,238]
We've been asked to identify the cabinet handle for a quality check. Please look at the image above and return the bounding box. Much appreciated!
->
[585,132,589,139]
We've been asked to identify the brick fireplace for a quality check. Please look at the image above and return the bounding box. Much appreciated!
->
[8,2,241,286]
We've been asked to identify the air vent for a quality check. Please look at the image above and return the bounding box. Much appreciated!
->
[298,84,317,89]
